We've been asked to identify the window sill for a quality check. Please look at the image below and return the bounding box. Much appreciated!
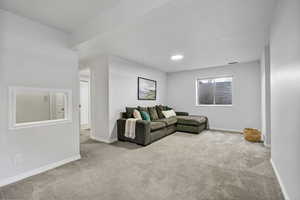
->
[9,119,72,130]
[195,104,233,107]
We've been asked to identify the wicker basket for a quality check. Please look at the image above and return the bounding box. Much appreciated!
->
[243,128,261,142]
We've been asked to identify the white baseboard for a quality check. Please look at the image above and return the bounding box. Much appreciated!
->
[90,135,117,144]
[0,154,81,187]
[209,127,242,134]
[264,142,271,148]
[270,159,290,200]
[261,134,271,148]
[80,124,90,130]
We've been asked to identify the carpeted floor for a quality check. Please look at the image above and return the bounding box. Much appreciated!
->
[0,130,283,200]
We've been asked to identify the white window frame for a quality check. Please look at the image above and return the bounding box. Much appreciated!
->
[8,86,73,130]
[195,75,233,107]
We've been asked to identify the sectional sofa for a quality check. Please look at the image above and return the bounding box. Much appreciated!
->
[117,105,208,146]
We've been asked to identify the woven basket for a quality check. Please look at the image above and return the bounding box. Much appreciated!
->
[243,128,261,142]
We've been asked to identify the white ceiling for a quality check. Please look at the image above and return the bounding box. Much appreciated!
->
[77,0,275,72]
[0,0,275,72]
[0,0,121,33]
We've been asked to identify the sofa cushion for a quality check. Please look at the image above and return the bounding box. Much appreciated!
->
[126,107,137,118]
[177,124,206,134]
[175,111,189,116]
[138,106,149,114]
[155,116,177,126]
[156,105,165,119]
[150,121,166,131]
[155,105,173,118]
[150,129,166,142]
[166,106,173,110]
[148,107,159,121]
[176,115,207,126]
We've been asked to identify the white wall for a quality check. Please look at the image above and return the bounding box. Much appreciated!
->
[260,45,271,146]
[81,56,167,142]
[0,10,80,185]
[82,56,110,142]
[109,56,167,140]
[167,61,261,132]
[269,0,300,199]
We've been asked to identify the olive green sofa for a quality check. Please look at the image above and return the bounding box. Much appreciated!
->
[117,105,208,146]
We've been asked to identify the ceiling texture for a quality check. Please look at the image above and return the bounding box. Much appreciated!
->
[0,0,276,72]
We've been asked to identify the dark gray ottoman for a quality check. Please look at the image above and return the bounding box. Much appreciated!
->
[176,115,208,134]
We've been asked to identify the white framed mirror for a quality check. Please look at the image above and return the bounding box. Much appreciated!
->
[9,87,72,129]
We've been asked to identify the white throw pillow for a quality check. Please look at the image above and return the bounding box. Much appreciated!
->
[133,109,142,120]
[162,110,176,118]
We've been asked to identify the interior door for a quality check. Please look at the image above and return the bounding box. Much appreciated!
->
[54,93,65,119]
[80,81,89,128]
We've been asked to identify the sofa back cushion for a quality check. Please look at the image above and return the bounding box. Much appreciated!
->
[138,106,149,114]
[156,105,166,119]
[126,107,137,118]
[148,107,159,121]
[121,112,127,118]
[156,105,173,118]
[165,106,173,111]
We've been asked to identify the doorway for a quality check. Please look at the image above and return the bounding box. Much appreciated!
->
[79,68,91,142]
[50,92,66,119]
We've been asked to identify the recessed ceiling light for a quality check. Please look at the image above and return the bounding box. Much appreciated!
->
[171,54,184,61]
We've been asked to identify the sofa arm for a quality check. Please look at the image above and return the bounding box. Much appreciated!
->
[117,119,151,146]
[176,111,189,116]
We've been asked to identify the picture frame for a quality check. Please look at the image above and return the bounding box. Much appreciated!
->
[138,77,157,100]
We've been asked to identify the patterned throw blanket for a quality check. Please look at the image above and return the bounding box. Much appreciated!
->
[125,118,138,139]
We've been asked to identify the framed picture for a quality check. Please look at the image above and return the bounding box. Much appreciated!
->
[138,77,157,100]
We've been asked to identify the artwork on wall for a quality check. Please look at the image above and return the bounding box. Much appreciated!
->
[138,77,157,100]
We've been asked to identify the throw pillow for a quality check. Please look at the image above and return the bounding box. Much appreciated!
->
[140,111,151,121]
[156,105,165,119]
[133,109,142,120]
[148,106,159,121]
[126,107,137,118]
[162,110,177,118]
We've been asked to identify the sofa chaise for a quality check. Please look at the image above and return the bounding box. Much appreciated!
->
[117,105,208,146]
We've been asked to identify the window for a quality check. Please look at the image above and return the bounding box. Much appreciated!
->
[196,77,232,105]
[9,87,72,129]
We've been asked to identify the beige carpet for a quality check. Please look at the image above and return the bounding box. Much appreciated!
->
[0,130,283,200]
